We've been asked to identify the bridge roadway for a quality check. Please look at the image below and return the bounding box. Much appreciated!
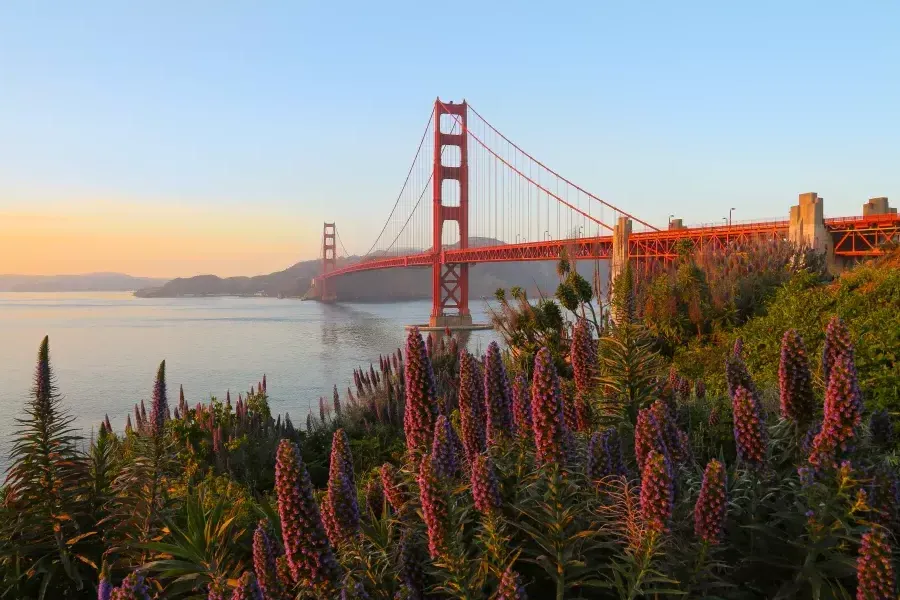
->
[318,212,900,280]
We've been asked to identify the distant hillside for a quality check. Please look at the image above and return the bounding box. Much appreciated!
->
[0,273,169,292]
[135,238,607,301]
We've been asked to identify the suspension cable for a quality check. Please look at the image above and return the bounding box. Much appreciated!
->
[362,110,434,257]
[466,103,659,231]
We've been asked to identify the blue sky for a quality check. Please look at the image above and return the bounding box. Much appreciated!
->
[1,2,898,276]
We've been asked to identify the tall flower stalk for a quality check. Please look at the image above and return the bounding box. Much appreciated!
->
[694,459,727,544]
[274,439,340,592]
[253,521,285,600]
[322,429,360,547]
[432,414,460,479]
[732,385,767,467]
[512,373,533,440]
[778,329,815,425]
[640,451,674,535]
[531,347,568,467]
[808,351,862,471]
[404,328,439,465]
[458,351,487,462]
[484,341,514,445]
[856,528,895,600]
[4,336,90,590]
[588,427,626,480]
[417,453,450,559]
[634,407,667,472]
[822,316,853,386]
[570,317,595,431]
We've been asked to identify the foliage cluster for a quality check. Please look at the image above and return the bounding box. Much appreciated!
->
[1,252,898,599]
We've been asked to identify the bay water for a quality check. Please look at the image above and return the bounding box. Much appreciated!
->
[0,292,500,470]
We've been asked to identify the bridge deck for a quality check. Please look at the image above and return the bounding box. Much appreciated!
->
[319,213,900,280]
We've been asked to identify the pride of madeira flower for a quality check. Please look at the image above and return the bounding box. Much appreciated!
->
[484,341,514,445]
[322,429,360,547]
[274,439,340,591]
[731,385,767,467]
[694,459,727,544]
[856,527,895,600]
[531,347,568,466]
[778,329,815,424]
[403,327,439,465]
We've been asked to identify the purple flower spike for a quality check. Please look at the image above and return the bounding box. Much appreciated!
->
[322,429,360,547]
[495,566,528,599]
[512,373,533,440]
[822,316,853,387]
[694,379,706,400]
[431,415,459,479]
[725,346,759,409]
[333,385,342,419]
[458,351,487,462]
[110,571,151,600]
[98,571,112,600]
[588,427,626,480]
[253,521,285,600]
[856,528,895,600]
[398,530,427,600]
[732,386,767,467]
[634,407,667,472]
[531,347,568,467]
[694,459,727,544]
[484,341,514,445]
[207,579,228,600]
[274,439,340,592]
[470,454,502,514]
[380,463,405,512]
[365,477,385,519]
[650,399,688,464]
[640,450,674,535]
[571,318,596,394]
[779,329,815,424]
[404,328,439,465]
[149,360,167,438]
[417,453,450,559]
[808,352,862,471]
[230,571,263,600]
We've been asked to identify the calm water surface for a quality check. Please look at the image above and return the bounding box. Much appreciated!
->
[0,292,500,468]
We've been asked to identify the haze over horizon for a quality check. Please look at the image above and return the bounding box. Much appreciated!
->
[2,2,898,278]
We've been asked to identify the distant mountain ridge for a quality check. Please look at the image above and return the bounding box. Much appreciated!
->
[135,237,606,301]
[0,273,169,292]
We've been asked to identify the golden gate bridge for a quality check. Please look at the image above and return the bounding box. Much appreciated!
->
[305,98,899,329]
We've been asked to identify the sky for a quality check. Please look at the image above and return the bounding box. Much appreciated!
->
[1,2,898,278]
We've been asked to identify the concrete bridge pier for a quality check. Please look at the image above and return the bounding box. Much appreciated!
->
[609,216,632,324]
[789,192,835,273]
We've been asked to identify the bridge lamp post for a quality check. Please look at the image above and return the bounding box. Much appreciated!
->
[516,234,521,244]
[544,230,551,241]
[729,207,735,227]
[668,214,674,227]
[722,218,727,225]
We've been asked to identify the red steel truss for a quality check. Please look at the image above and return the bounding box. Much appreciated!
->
[319,214,900,280]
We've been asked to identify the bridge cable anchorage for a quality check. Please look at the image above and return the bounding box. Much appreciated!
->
[466,103,659,232]
[363,110,434,258]
[438,102,609,233]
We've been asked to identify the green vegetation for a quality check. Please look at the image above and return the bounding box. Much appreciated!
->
[1,246,898,599]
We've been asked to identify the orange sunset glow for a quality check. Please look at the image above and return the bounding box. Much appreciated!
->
[0,200,316,278]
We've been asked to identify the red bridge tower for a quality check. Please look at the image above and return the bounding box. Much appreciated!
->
[430,99,472,327]
[320,222,337,303]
